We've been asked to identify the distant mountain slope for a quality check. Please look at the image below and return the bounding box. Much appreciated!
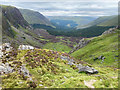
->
[98,16,118,26]
[86,15,117,27]
[48,16,96,29]
[1,5,79,50]
[1,5,45,48]
[20,9,52,26]
[1,5,30,38]
[50,19,78,29]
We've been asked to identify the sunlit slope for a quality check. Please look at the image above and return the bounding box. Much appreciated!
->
[71,29,118,67]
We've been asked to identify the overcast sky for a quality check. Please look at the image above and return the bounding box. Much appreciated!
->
[0,0,119,17]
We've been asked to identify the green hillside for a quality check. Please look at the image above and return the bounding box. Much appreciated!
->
[71,29,118,67]
[1,48,118,88]
[20,9,52,26]
[98,16,118,26]
[86,15,117,27]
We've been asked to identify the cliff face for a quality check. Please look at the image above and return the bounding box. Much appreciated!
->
[2,6,29,28]
[1,5,30,38]
[0,5,43,48]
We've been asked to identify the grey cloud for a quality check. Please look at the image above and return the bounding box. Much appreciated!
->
[0,1,118,16]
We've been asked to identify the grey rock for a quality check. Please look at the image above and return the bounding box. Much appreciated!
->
[18,45,34,50]
[20,65,30,77]
[67,61,74,66]
[61,55,98,74]
[39,84,43,86]
[0,66,5,73]
[0,63,13,74]
[60,56,68,60]
[102,57,105,60]
[64,76,67,79]
[98,55,103,60]
[78,66,98,74]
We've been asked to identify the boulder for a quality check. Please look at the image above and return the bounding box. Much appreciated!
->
[2,43,13,52]
[78,66,98,74]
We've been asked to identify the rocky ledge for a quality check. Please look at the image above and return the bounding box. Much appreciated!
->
[69,38,90,54]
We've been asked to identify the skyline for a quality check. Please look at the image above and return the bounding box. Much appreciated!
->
[0,0,119,17]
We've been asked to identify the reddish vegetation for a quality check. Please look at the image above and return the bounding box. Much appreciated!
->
[33,29,82,48]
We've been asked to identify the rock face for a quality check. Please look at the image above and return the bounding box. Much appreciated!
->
[18,45,34,50]
[60,55,98,74]
[69,38,90,54]
[2,5,29,29]
[102,27,116,35]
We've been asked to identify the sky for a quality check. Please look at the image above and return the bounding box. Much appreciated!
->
[0,0,119,17]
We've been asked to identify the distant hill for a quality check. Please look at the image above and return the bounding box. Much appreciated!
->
[50,19,78,29]
[1,5,30,38]
[85,15,117,27]
[98,16,118,26]
[48,16,96,29]
[20,9,52,26]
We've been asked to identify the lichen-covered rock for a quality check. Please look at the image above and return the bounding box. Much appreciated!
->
[60,55,98,74]
[78,66,98,74]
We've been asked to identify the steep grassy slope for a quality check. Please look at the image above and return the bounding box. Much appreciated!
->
[98,16,118,26]
[20,9,52,26]
[71,29,118,67]
[86,15,117,27]
[1,49,118,88]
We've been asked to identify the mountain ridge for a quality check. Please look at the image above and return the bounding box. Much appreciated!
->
[20,9,52,26]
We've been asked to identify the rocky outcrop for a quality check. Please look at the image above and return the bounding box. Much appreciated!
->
[18,45,34,50]
[0,43,13,58]
[102,27,116,35]
[2,43,13,52]
[69,38,90,54]
[60,55,98,74]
